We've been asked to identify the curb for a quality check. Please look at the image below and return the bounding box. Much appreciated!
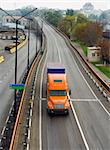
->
[0,55,5,64]
[10,39,28,53]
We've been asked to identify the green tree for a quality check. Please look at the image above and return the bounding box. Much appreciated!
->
[66,9,74,16]
[73,22,103,46]
[75,13,89,24]
[58,14,88,39]
[43,9,62,27]
[58,16,75,38]
[97,39,110,64]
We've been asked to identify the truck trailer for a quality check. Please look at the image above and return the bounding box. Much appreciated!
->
[47,63,70,115]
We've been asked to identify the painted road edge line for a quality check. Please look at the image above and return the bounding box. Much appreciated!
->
[39,52,48,150]
[68,95,90,150]
[71,48,110,116]
[27,51,45,150]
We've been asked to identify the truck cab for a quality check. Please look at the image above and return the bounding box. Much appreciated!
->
[47,63,70,115]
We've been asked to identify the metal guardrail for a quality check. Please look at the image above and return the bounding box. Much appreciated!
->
[9,33,46,150]
[0,51,41,149]
[52,25,110,96]
[9,51,41,150]
[0,71,28,149]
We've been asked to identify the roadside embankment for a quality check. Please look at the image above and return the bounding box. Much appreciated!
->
[72,42,110,85]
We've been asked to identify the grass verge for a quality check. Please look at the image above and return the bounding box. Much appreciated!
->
[73,40,110,78]
[92,62,110,78]
[73,40,88,56]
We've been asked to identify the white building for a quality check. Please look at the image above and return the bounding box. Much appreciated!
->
[87,47,101,62]
[2,16,28,28]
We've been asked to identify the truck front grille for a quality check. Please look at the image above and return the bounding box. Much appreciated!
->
[54,104,64,109]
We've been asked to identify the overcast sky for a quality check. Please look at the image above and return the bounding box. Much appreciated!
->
[0,0,109,10]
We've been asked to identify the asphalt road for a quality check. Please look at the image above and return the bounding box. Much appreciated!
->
[0,32,40,135]
[30,20,110,150]
[0,39,13,52]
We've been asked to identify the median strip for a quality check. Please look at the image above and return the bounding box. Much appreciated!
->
[10,38,28,53]
[0,55,5,63]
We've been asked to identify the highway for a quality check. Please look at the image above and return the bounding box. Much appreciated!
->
[30,20,110,150]
[0,32,40,135]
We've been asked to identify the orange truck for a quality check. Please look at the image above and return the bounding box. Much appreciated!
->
[47,63,70,115]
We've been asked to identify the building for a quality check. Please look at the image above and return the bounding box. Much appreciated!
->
[87,46,101,62]
[2,16,28,28]
[2,23,25,30]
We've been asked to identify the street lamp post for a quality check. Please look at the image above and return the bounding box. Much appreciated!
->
[36,21,38,56]
[27,17,36,72]
[14,20,18,115]
[0,7,37,120]
[27,20,30,72]
[40,20,43,48]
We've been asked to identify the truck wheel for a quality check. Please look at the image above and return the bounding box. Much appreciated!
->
[45,90,47,96]
[47,108,54,116]
[66,110,69,115]
[47,108,51,115]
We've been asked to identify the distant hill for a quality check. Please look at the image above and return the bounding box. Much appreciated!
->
[0,5,37,20]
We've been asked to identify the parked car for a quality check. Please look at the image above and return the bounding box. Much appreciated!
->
[13,40,21,45]
[5,43,16,51]
[2,36,6,40]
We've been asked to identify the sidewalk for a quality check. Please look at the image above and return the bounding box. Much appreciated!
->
[72,42,110,86]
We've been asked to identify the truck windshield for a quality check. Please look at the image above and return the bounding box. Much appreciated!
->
[50,90,66,96]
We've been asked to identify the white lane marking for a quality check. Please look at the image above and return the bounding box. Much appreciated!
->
[70,99,99,102]
[51,30,90,149]
[0,101,14,138]
[1,126,6,136]
[40,98,99,102]
[39,45,48,150]
[29,52,44,150]
[40,49,48,100]
[39,76,43,150]
[54,26,109,115]
[54,37,61,63]
[45,26,61,63]
[41,98,47,101]
[39,99,42,150]
[68,94,90,150]
[28,128,31,140]
[70,49,110,116]
[42,23,93,150]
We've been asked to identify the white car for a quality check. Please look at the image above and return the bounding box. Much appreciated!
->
[2,36,6,40]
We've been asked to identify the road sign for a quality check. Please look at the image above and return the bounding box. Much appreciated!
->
[9,84,25,90]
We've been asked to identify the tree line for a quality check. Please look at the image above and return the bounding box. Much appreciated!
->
[0,6,109,64]
[41,9,109,64]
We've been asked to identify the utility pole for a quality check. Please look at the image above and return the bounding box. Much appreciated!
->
[0,7,37,121]
[41,20,43,48]
[14,20,18,116]
[27,20,30,72]
[36,21,38,56]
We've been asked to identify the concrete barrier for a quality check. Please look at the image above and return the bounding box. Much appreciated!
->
[0,55,5,63]
[10,39,28,54]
